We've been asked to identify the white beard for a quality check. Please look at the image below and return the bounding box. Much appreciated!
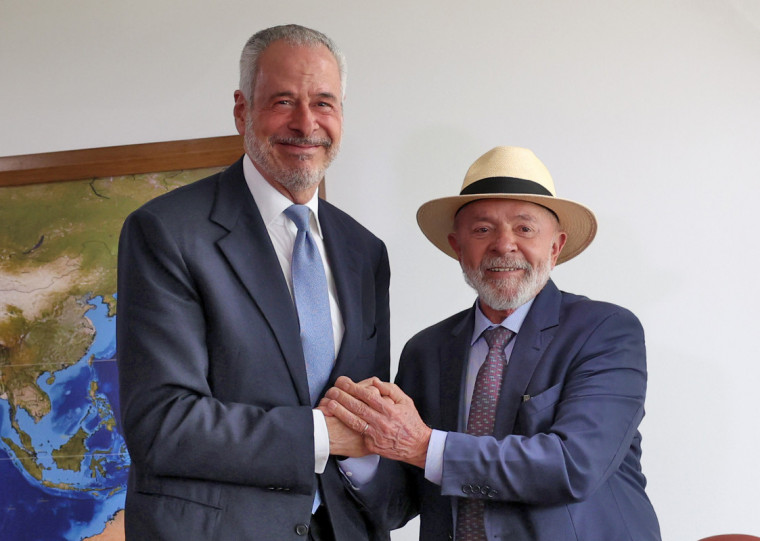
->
[462,253,553,311]
[244,115,339,193]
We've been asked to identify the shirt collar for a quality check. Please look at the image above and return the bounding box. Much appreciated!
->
[470,297,535,346]
[242,154,323,238]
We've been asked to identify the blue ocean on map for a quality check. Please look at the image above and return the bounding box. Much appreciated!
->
[0,295,129,540]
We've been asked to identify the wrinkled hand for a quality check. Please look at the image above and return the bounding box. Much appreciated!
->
[318,377,381,416]
[324,376,431,469]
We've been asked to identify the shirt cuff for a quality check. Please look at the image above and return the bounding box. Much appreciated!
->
[338,454,380,489]
[424,429,447,485]
[313,409,330,474]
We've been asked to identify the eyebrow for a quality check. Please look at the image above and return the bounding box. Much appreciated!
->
[266,91,339,101]
[314,91,339,102]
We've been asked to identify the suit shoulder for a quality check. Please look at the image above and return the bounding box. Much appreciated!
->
[319,199,384,246]
[404,308,471,350]
[122,160,247,238]
[132,171,221,218]
[558,289,643,330]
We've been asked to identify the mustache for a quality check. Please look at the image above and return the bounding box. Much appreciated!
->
[269,135,332,148]
[479,256,532,272]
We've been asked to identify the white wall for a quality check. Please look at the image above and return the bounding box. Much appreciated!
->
[3,1,760,539]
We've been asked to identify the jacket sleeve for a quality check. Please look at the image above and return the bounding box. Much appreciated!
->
[440,308,648,505]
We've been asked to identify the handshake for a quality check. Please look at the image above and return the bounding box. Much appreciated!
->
[318,376,432,469]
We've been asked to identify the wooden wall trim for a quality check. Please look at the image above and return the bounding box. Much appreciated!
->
[0,135,245,187]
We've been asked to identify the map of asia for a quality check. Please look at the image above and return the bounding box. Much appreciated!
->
[0,167,223,540]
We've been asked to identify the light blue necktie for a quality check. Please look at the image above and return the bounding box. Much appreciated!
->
[284,204,335,406]
[285,204,335,515]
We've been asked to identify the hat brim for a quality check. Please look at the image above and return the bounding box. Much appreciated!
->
[416,194,597,265]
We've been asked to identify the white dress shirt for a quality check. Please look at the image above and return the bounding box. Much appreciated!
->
[242,156,378,484]
[242,156,342,475]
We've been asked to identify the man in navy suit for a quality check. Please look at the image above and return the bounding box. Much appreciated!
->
[117,25,390,540]
[323,146,661,540]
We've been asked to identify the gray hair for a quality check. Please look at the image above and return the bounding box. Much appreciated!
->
[239,24,347,103]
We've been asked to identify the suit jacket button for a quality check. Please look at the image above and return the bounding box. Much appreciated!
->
[295,523,309,536]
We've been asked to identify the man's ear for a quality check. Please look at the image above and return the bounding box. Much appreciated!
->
[233,90,248,136]
[448,232,462,260]
[550,231,568,267]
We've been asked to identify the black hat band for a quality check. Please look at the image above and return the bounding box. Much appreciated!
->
[460,176,553,197]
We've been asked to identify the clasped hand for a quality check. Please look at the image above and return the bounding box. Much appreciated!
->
[318,376,431,469]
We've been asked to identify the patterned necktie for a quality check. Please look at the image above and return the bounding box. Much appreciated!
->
[455,326,514,541]
[284,204,335,406]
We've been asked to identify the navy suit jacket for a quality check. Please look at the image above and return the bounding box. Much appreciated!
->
[116,158,391,540]
[384,280,660,540]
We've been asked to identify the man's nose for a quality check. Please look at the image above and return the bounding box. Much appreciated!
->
[288,103,317,136]
[490,229,517,254]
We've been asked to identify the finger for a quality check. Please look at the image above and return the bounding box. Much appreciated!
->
[371,379,395,396]
[336,377,390,413]
[373,380,409,404]
[334,375,355,388]
[326,396,372,434]
[354,376,380,387]
[327,386,381,421]
[333,376,368,397]
[316,398,334,416]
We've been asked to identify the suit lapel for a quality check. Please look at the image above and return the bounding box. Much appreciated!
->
[210,160,311,405]
[439,310,474,432]
[494,280,561,436]
[317,203,362,384]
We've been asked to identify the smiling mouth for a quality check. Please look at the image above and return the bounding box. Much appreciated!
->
[271,136,331,149]
[283,142,318,149]
[487,266,522,272]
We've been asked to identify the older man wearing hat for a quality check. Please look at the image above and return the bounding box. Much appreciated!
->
[322,146,661,540]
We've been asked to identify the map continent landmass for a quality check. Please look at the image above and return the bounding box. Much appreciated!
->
[0,167,224,540]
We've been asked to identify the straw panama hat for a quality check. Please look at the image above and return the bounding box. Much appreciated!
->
[416,146,597,265]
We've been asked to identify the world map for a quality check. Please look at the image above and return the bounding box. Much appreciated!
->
[0,167,224,540]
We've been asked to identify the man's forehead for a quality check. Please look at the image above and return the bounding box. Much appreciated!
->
[258,41,339,76]
[254,42,341,95]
